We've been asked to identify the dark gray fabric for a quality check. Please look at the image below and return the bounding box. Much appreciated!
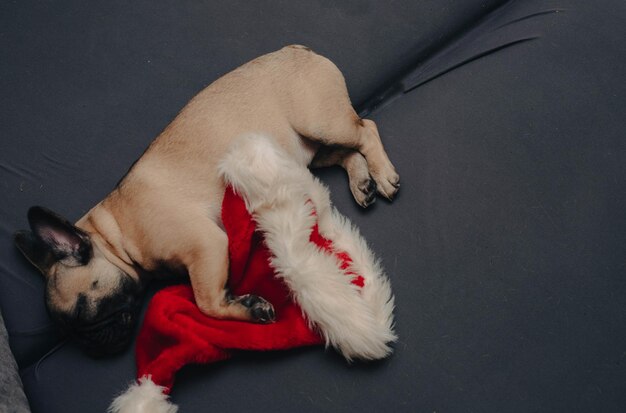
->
[360,0,626,411]
[0,312,30,413]
[2,0,626,412]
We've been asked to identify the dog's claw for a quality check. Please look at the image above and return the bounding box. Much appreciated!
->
[360,197,376,208]
[253,305,275,323]
[250,303,275,323]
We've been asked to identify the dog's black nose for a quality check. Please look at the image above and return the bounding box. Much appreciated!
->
[120,312,134,326]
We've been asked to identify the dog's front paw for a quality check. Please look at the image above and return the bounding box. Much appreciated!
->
[238,294,276,323]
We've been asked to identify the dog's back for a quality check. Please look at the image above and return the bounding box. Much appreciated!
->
[109,46,347,220]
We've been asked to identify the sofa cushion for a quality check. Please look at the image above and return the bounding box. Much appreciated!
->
[0,312,30,413]
[357,0,625,411]
[5,0,626,412]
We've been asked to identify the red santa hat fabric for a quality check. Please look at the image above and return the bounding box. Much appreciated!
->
[109,135,396,413]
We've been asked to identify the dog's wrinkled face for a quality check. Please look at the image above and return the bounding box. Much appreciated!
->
[14,206,142,357]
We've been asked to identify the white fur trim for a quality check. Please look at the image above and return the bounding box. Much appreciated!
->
[220,134,397,361]
[108,376,178,413]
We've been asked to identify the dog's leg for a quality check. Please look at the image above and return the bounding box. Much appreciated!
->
[184,220,275,323]
[356,118,400,200]
[305,115,399,200]
[311,147,377,208]
[293,97,399,201]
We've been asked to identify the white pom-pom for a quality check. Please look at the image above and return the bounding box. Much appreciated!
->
[108,376,178,413]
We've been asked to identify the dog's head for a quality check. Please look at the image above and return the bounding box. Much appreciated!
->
[14,206,143,357]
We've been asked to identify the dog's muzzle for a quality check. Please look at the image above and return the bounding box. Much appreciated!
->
[71,300,141,357]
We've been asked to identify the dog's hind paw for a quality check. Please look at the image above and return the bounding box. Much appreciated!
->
[373,168,400,201]
[352,178,377,208]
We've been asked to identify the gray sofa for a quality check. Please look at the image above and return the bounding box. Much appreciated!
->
[0,312,29,413]
[1,0,624,411]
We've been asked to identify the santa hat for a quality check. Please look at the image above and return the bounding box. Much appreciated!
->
[109,135,397,413]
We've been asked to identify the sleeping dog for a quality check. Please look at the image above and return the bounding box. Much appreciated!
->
[14,45,399,356]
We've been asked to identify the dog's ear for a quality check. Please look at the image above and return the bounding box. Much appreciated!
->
[15,206,93,270]
[14,230,55,275]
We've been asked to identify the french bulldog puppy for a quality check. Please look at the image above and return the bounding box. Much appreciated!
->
[14,45,399,356]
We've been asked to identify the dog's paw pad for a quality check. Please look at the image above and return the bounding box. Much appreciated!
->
[239,294,275,323]
[250,303,275,323]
